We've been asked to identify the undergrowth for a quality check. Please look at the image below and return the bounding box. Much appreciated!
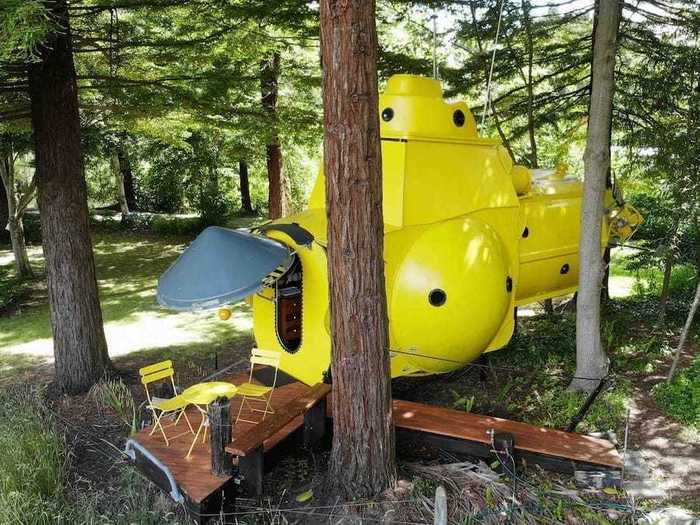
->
[654,355,700,428]
[0,385,186,524]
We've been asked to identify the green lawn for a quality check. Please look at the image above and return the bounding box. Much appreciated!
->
[0,230,254,379]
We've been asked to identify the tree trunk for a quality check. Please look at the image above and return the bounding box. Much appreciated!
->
[7,216,33,277]
[0,165,8,244]
[667,279,700,381]
[111,149,129,216]
[260,52,287,219]
[320,0,396,499]
[28,0,112,394]
[571,0,621,393]
[238,160,253,213]
[659,219,680,324]
[117,142,137,211]
[0,150,34,277]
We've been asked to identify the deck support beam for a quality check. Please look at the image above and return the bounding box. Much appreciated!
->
[238,445,264,496]
[209,397,234,477]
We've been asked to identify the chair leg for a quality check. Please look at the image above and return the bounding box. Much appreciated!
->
[153,412,170,446]
[235,395,246,423]
[187,414,206,459]
[175,408,195,435]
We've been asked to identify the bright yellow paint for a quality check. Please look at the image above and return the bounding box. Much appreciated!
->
[250,74,640,385]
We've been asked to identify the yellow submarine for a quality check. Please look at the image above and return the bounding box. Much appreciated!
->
[157,74,641,386]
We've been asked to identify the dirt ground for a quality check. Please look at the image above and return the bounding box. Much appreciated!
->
[625,343,700,505]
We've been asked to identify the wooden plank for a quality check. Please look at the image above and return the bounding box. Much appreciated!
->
[392,399,621,469]
[226,383,331,457]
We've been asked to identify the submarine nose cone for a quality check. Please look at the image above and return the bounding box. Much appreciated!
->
[387,218,511,373]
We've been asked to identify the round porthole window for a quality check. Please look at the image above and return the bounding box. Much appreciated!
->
[381,107,394,122]
[560,264,570,275]
[428,289,447,307]
[522,227,529,238]
[453,109,466,127]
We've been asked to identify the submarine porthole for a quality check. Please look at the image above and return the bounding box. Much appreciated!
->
[274,255,303,353]
[506,277,513,292]
[453,109,465,127]
[382,107,394,122]
[428,289,447,307]
[522,227,529,238]
[560,263,570,275]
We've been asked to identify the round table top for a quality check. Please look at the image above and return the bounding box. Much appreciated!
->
[181,381,237,406]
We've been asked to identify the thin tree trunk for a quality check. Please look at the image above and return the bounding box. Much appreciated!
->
[28,0,111,394]
[571,0,621,392]
[667,279,700,381]
[117,142,137,210]
[261,52,286,219]
[111,149,129,216]
[0,164,8,243]
[659,219,680,324]
[320,0,396,499]
[0,150,34,277]
[238,160,253,213]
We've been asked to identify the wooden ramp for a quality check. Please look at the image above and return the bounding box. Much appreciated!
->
[391,399,622,471]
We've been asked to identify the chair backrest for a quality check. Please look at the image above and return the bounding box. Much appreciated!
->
[139,360,176,402]
[250,348,281,369]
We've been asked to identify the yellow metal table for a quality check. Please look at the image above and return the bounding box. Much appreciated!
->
[181,382,237,458]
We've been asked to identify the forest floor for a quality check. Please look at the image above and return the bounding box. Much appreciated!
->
[0,228,698,523]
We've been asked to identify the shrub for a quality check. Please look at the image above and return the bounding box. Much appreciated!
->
[654,356,700,428]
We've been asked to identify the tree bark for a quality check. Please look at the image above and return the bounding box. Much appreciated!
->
[238,160,253,213]
[321,0,396,499]
[28,0,112,394]
[571,0,621,393]
[0,149,34,277]
[111,149,129,216]
[0,165,8,244]
[117,142,137,210]
[667,279,700,381]
[260,52,287,219]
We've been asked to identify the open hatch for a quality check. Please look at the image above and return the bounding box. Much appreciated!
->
[157,226,295,311]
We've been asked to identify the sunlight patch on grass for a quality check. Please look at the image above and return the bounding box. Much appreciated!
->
[0,230,255,376]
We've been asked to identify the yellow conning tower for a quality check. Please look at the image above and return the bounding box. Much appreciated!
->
[249,74,618,385]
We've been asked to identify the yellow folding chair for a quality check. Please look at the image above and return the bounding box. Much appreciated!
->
[139,360,194,446]
[235,349,281,424]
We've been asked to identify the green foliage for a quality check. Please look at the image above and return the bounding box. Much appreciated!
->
[654,355,700,428]
[0,1,54,62]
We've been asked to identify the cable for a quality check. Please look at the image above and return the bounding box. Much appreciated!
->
[480,0,506,133]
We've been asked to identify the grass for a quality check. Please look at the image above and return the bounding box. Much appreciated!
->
[0,227,255,380]
[0,386,71,524]
[654,355,700,428]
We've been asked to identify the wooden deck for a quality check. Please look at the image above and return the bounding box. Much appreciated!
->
[131,372,311,505]
[130,376,621,521]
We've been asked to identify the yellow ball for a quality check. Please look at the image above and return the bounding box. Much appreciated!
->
[218,308,232,321]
